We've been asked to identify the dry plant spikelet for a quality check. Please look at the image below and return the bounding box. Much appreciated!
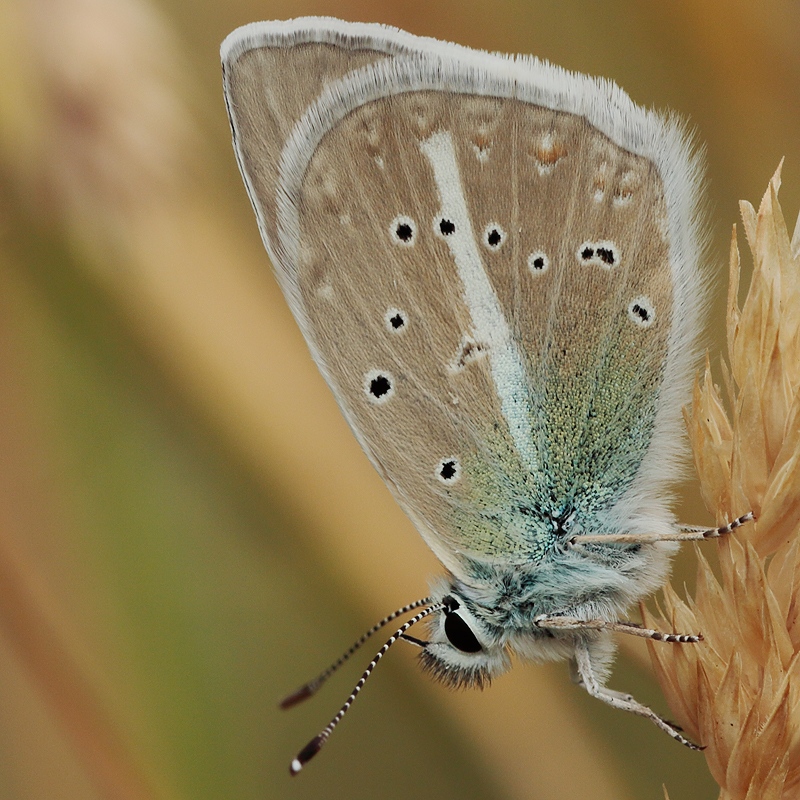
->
[0,0,194,251]
[645,164,800,800]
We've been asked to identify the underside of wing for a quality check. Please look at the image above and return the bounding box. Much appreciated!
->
[221,20,705,573]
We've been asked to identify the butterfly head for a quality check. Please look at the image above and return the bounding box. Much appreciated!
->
[418,589,511,689]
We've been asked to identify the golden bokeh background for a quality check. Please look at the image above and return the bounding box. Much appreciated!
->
[0,1,798,798]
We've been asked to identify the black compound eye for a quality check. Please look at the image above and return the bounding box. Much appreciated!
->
[444,612,483,653]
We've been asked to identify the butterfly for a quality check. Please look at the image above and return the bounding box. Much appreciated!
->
[220,17,751,773]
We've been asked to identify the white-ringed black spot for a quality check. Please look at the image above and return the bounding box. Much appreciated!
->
[483,223,506,250]
[390,215,416,246]
[364,369,395,404]
[384,307,407,333]
[527,251,549,274]
[436,458,460,484]
[596,246,615,265]
[437,218,456,236]
[577,240,619,269]
[627,296,655,328]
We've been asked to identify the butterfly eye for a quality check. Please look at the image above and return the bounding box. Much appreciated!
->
[444,611,483,653]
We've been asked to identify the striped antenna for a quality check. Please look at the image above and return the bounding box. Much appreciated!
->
[289,601,445,775]
[280,597,433,709]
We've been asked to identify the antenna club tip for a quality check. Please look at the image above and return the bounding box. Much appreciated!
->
[289,734,326,775]
[279,684,315,709]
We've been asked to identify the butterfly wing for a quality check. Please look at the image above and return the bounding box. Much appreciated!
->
[222,19,704,577]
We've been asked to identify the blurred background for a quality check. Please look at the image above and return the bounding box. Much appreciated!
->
[0,1,798,798]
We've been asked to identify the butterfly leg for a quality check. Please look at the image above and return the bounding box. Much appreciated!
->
[677,511,755,538]
[533,615,701,642]
[570,511,754,546]
[572,640,702,750]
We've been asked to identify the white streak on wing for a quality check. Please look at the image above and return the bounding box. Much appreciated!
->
[420,131,537,473]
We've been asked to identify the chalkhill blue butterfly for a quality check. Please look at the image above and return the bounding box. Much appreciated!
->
[220,18,752,773]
